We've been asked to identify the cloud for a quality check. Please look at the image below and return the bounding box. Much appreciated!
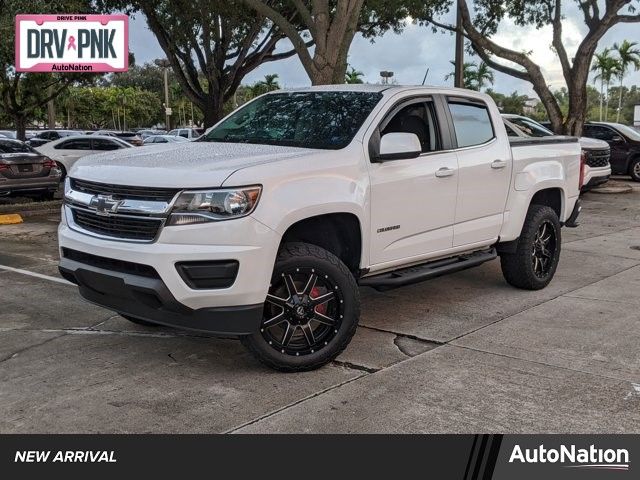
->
[129,9,640,99]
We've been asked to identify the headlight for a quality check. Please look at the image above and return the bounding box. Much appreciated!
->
[167,186,261,225]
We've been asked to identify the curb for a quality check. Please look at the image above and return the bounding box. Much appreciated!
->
[0,200,62,215]
[0,214,23,225]
[589,184,634,194]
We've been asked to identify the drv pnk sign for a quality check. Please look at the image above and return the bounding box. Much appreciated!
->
[15,14,128,72]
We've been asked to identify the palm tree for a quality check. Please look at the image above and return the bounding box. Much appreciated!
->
[613,40,640,122]
[345,66,364,84]
[591,49,621,121]
[258,74,281,91]
[475,62,495,91]
[445,61,477,90]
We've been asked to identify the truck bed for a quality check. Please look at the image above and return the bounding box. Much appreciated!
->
[509,135,579,147]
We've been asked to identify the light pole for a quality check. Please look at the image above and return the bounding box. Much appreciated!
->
[454,0,464,88]
[155,58,171,130]
[380,71,394,85]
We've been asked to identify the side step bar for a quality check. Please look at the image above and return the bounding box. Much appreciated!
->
[359,248,497,290]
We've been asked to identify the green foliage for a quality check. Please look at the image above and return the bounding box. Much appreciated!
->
[345,66,365,84]
[445,60,494,91]
[485,89,529,115]
[54,86,163,129]
[1,0,98,137]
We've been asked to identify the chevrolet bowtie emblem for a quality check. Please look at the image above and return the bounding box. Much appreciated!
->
[90,194,125,216]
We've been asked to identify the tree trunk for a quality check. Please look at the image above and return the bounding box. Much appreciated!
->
[14,115,27,141]
[308,42,350,85]
[202,94,225,128]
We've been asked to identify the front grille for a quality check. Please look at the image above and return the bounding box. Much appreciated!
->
[585,149,610,168]
[70,178,179,202]
[71,208,163,241]
[62,248,159,278]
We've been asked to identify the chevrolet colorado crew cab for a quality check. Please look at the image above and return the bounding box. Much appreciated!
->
[58,85,582,371]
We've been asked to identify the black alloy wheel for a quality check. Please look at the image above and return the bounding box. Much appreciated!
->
[531,220,557,279]
[500,205,561,290]
[241,242,360,372]
[261,267,344,356]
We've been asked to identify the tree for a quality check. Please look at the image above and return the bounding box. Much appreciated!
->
[241,0,448,85]
[445,60,493,90]
[613,40,640,122]
[100,1,309,127]
[241,0,365,85]
[475,62,495,91]
[345,66,364,84]
[591,48,621,121]
[445,61,477,89]
[258,74,281,91]
[0,0,96,139]
[485,89,528,115]
[420,0,640,135]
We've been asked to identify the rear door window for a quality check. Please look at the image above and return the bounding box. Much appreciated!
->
[56,139,92,150]
[91,138,121,151]
[448,101,495,148]
[583,125,616,141]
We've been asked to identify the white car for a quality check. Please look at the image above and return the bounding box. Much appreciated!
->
[168,128,203,140]
[143,135,190,145]
[502,114,611,190]
[59,85,582,371]
[36,135,132,179]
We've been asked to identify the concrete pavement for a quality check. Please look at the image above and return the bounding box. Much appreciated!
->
[0,179,638,433]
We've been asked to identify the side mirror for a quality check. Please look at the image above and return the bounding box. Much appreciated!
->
[611,135,624,142]
[377,132,422,162]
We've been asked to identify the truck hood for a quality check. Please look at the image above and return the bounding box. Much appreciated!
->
[578,136,609,150]
[70,142,321,188]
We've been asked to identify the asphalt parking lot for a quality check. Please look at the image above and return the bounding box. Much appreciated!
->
[0,179,639,433]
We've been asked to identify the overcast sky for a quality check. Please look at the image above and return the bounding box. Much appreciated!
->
[127,6,640,99]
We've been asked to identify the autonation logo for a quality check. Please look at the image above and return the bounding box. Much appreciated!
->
[509,444,630,471]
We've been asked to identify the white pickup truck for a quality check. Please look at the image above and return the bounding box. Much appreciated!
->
[58,85,582,371]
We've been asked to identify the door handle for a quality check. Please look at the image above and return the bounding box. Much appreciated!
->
[491,159,508,169]
[435,167,455,178]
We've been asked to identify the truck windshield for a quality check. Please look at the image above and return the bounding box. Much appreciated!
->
[201,91,383,149]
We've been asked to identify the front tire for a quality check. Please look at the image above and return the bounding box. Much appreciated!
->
[500,205,561,290]
[629,158,640,182]
[241,242,360,372]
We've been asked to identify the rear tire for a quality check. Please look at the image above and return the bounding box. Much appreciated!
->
[120,314,160,327]
[629,158,640,182]
[500,205,561,290]
[37,190,55,201]
[241,242,360,372]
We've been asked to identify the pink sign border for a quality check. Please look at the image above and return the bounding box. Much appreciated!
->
[15,14,129,73]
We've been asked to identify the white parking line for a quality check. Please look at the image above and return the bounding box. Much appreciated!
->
[0,264,73,286]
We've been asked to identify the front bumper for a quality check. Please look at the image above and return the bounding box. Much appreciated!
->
[59,254,263,335]
[58,210,281,334]
[581,165,611,191]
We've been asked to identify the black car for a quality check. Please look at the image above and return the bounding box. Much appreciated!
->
[582,122,640,182]
[27,130,82,148]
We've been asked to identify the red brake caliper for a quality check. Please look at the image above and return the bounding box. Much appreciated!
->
[310,287,327,315]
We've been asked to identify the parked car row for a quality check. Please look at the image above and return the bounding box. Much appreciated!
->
[0,127,203,149]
